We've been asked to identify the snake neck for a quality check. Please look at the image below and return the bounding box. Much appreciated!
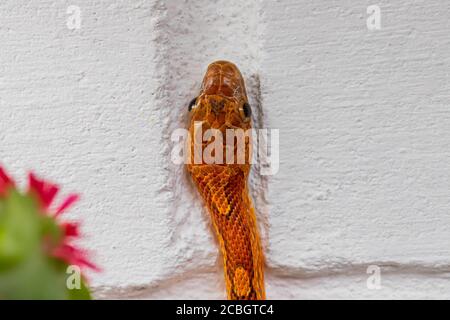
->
[188,164,265,300]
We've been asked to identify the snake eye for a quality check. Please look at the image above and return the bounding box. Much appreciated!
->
[241,102,252,120]
[188,97,197,112]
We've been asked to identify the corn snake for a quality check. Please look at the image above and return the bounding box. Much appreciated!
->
[186,61,265,300]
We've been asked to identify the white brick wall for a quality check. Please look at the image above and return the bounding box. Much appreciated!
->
[1,0,449,299]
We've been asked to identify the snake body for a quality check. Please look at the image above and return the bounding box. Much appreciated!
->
[186,61,265,300]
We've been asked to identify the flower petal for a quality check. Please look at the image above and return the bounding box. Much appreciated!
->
[52,243,100,272]
[28,172,59,210]
[62,222,80,237]
[0,166,14,196]
[55,194,80,216]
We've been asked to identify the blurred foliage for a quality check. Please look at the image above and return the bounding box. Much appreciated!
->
[0,189,91,300]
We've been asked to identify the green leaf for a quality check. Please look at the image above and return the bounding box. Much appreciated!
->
[0,191,40,271]
[0,249,68,299]
[67,278,92,300]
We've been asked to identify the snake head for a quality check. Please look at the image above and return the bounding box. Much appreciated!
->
[187,61,253,167]
[188,61,252,131]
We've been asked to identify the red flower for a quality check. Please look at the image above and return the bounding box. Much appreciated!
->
[0,166,99,272]
[27,172,100,272]
[0,166,14,197]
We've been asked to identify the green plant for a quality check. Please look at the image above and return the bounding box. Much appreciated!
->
[0,166,98,299]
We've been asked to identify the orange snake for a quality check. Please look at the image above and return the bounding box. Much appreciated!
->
[186,61,265,300]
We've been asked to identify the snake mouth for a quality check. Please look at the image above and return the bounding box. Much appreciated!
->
[201,60,248,100]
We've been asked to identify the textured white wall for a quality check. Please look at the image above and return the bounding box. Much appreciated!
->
[0,0,449,299]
